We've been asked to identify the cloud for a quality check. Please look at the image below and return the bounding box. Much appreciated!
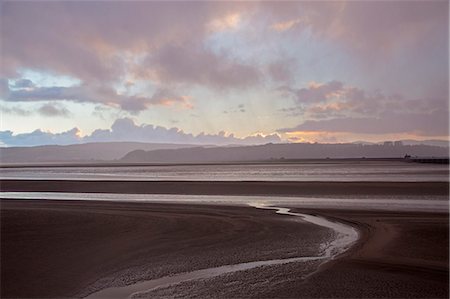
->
[208,12,241,32]
[11,79,34,89]
[1,103,70,117]
[142,43,260,89]
[223,104,246,114]
[0,79,9,97]
[38,103,70,117]
[277,79,449,137]
[149,89,193,109]
[267,60,293,83]
[3,79,193,113]
[278,80,447,119]
[271,17,307,32]
[1,2,256,86]
[0,118,281,147]
[1,105,31,116]
[0,128,81,147]
[278,110,449,137]
[273,2,448,56]
[279,81,344,104]
[1,1,447,143]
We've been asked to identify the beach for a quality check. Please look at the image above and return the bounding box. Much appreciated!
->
[1,184,448,298]
[1,199,332,298]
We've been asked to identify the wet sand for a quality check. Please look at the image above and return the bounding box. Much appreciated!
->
[1,179,448,196]
[1,198,448,298]
[0,199,332,298]
[129,209,449,299]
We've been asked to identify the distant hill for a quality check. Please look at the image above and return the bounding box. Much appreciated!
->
[0,142,199,164]
[121,142,449,163]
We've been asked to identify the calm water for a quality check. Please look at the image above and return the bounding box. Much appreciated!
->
[1,193,448,212]
[0,161,448,181]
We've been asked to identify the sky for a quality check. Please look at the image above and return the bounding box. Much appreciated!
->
[0,1,448,146]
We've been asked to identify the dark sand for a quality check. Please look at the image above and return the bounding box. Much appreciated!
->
[1,179,448,196]
[1,199,332,298]
[1,197,448,298]
[154,209,448,298]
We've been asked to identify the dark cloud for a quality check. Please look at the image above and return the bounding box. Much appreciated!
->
[1,118,281,146]
[3,80,192,113]
[6,85,92,102]
[11,79,34,89]
[223,104,246,114]
[2,103,70,117]
[1,105,31,116]
[38,103,70,117]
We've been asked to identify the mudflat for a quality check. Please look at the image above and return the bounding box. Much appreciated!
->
[131,209,449,299]
[1,198,448,298]
[0,199,331,298]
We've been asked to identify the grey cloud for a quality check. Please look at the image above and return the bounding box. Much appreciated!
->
[278,106,303,117]
[0,78,9,97]
[279,81,344,104]
[86,118,280,145]
[5,84,92,102]
[280,2,448,58]
[12,79,34,89]
[267,60,293,83]
[38,103,71,117]
[278,81,447,121]
[277,80,449,136]
[1,105,31,116]
[146,44,260,89]
[1,2,252,84]
[3,80,192,113]
[0,118,281,147]
[0,128,81,146]
[223,104,246,114]
[1,103,70,117]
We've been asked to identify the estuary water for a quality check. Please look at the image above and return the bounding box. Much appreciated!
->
[1,193,448,212]
[0,161,448,181]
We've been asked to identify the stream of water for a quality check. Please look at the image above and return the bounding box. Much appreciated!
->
[85,204,359,299]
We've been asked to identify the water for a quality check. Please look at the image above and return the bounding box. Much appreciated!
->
[1,192,448,212]
[86,256,325,299]
[85,204,359,299]
[250,204,359,257]
[1,161,448,181]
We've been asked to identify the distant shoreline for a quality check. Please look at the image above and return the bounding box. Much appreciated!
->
[0,157,418,168]
[1,180,448,197]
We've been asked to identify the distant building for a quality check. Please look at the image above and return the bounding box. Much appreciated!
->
[383,141,394,146]
[394,141,404,146]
